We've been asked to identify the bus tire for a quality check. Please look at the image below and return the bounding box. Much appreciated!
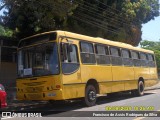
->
[84,85,97,107]
[133,81,144,96]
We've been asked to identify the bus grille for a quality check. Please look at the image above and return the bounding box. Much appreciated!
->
[26,86,44,93]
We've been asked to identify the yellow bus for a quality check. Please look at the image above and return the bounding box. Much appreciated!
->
[16,30,158,106]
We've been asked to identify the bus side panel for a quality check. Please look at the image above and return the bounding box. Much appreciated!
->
[123,66,136,90]
[62,68,85,99]
[134,67,150,87]
[111,66,125,92]
[145,67,158,87]
[81,65,112,94]
[63,84,85,99]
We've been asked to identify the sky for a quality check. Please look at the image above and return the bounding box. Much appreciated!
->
[142,0,160,42]
[142,15,160,42]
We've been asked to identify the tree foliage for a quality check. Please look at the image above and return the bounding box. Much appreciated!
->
[0,25,13,37]
[0,0,159,45]
[140,40,160,70]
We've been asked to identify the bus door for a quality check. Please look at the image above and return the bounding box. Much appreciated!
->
[60,38,82,99]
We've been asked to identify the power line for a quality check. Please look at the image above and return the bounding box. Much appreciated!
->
[95,0,143,24]
[33,0,136,42]
[72,15,119,35]
[6,0,145,45]
[73,0,134,27]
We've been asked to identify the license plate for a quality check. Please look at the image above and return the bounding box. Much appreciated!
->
[28,94,42,99]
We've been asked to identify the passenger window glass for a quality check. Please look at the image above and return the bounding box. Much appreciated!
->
[110,47,120,57]
[96,45,106,55]
[148,54,154,61]
[131,51,139,59]
[80,42,96,64]
[96,45,110,65]
[81,42,94,53]
[140,53,147,60]
[122,49,130,58]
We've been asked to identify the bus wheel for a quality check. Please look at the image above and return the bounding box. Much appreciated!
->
[138,81,144,96]
[132,81,144,96]
[84,85,97,107]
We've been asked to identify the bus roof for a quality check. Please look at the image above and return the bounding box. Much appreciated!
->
[20,30,154,54]
[59,30,154,54]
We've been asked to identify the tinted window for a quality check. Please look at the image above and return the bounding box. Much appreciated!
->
[122,49,133,66]
[140,53,148,67]
[131,51,141,66]
[80,42,96,64]
[96,45,106,55]
[147,54,155,67]
[18,33,57,48]
[81,42,94,53]
[96,45,111,65]
[148,54,154,61]
[131,51,139,59]
[110,47,120,57]
[140,53,147,60]
[110,47,122,65]
[122,49,130,58]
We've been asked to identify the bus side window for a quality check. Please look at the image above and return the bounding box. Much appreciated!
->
[122,49,131,58]
[110,47,122,65]
[122,49,133,66]
[148,54,154,61]
[140,53,147,60]
[95,44,110,65]
[147,54,155,67]
[131,51,141,66]
[110,47,121,57]
[80,42,96,64]
[140,53,148,67]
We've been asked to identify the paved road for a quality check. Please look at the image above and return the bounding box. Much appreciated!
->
[1,89,160,120]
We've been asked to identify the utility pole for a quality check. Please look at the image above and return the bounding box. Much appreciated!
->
[0,40,2,66]
[0,40,2,81]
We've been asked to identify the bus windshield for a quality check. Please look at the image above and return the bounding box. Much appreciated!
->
[17,42,59,78]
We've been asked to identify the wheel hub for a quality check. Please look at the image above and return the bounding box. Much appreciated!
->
[140,84,144,93]
[88,90,96,101]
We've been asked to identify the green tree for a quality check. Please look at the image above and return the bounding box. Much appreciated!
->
[0,25,13,37]
[0,0,159,45]
[140,40,160,70]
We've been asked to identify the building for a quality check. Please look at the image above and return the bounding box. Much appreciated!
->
[0,36,18,88]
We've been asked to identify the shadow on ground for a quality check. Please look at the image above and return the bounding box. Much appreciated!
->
[0,91,155,117]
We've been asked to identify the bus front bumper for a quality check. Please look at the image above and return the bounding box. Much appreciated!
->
[16,90,64,101]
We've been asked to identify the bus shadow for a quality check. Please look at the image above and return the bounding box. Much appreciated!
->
[1,92,155,116]
[15,93,154,116]
[96,92,154,105]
